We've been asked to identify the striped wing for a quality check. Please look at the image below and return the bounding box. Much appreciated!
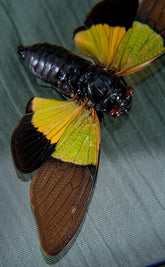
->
[11,97,101,257]
[74,0,165,75]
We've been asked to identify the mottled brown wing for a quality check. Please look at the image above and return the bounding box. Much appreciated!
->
[30,157,98,257]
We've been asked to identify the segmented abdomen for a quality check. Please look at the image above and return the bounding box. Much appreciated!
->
[17,43,93,97]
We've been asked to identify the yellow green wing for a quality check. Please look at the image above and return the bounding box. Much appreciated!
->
[74,0,138,70]
[52,108,100,166]
[113,21,165,76]
[32,97,101,166]
[11,97,101,257]
[11,97,100,172]
[74,0,165,75]
[31,97,84,144]
[74,24,126,70]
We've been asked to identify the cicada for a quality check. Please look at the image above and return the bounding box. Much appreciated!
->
[11,0,165,258]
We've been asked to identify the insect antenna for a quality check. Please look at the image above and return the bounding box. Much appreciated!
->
[39,83,69,100]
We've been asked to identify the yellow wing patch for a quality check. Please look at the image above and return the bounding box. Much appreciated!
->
[52,109,101,166]
[32,98,84,144]
[74,24,126,69]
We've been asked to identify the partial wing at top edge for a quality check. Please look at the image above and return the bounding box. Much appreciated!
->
[136,0,165,40]
[83,0,139,30]
[114,0,165,76]
[74,0,165,76]
[74,0,138,69]
[114,21,165,76]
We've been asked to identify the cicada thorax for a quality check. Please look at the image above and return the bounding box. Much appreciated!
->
[18,43,133,118]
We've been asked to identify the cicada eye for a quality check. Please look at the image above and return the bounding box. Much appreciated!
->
[126,87,134,98]
[109,107,121,118]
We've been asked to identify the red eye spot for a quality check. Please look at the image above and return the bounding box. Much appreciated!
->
[109,107,121,118]
[126,87,134,97]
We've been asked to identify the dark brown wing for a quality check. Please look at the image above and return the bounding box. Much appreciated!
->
[11,113,55,173]
[136,0,165,40]
[74,0,139,34]
[30,157,98,257]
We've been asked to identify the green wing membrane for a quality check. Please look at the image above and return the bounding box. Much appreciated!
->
[114,0,165,75]
[114,21,165,76]
[52,109,100,166]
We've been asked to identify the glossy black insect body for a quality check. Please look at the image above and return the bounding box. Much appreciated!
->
[18,43,133,119]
